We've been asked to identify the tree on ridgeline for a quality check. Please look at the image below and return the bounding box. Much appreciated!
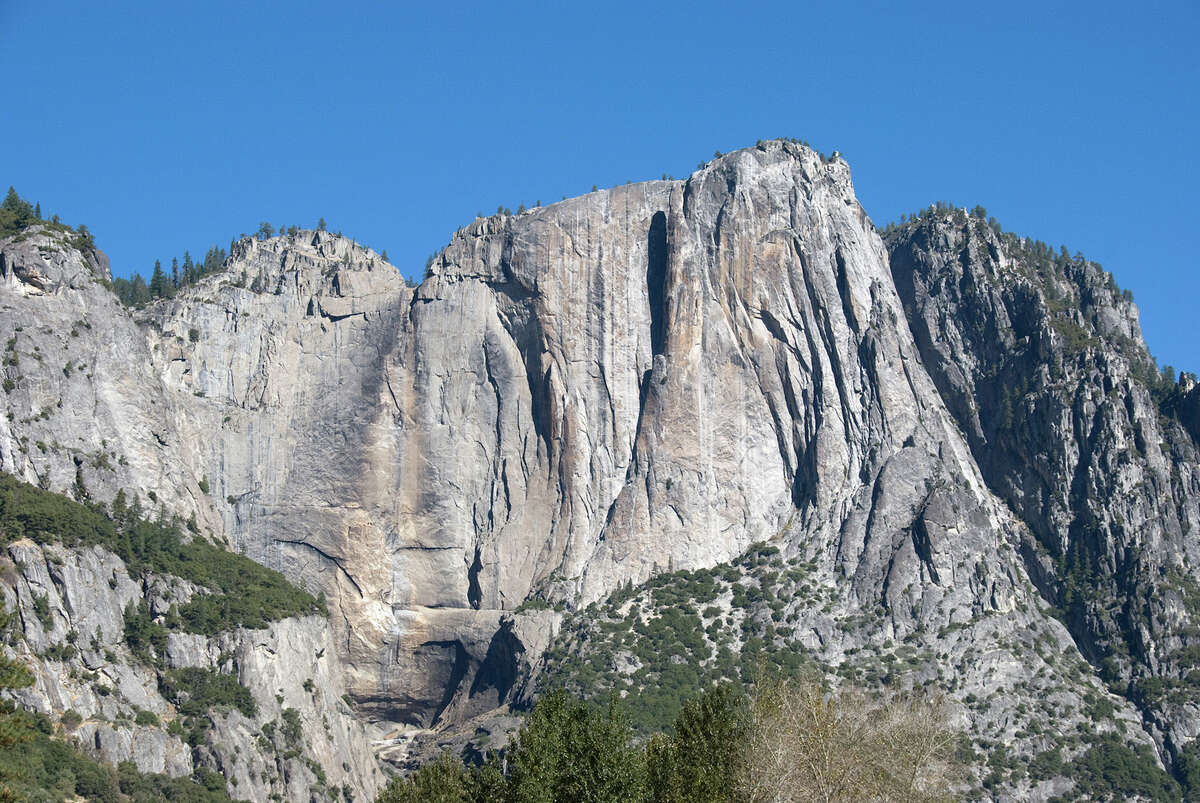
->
[148,260,170,299]
[0,186,37,237]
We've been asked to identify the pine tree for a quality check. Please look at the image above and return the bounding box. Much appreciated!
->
[171,257,179,288]
[505,689,647,802]
[317,217,327,232]
[202,246,221,274]
[149,260,169,298]
[647,685,745,802]
[0,187,35,236]
[130,274,151,306]
[1,187,22,214]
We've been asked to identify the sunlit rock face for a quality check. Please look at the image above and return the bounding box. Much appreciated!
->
[5,139,1200,799]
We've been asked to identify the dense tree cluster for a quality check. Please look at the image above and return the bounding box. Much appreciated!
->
[110,245,230,307]
[0,186,40,238]
[538,545,821,735]
[378,679,960,803]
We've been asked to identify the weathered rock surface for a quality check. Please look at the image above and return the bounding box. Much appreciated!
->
[0,538,383,802]
[0,229,388,800]
[887,209,1200,769]
[0,226,221,534]
[2,140,1199,799]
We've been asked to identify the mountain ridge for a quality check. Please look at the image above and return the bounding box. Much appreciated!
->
[2,140,1198,800]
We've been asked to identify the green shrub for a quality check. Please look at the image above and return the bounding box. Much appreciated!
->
[281,708,302,743]
[134,708,160,727]
[159,667,256,719]
[377,750,503,802]
[116,759,235,801]
[31,592,52,628]
[123,601,168,665]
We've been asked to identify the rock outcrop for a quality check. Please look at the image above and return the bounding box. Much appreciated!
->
[1,536,383,802]
[2,140,1199,799]
[886,209,1200,767]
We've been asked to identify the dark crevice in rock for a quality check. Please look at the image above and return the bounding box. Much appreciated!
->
[524,355,555,471]
[468,618,523,704]
[910,508,941,585]
[467,546,483,610]
[630,367,655,472]
[489,277,554,471]
[319,308,364,322]
[758,309,790,347]
[833,246,859,333]
[647,211,668,356]
[430,640,471,726]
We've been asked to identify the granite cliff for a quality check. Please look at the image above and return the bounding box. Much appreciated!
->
[1,140,1198,800]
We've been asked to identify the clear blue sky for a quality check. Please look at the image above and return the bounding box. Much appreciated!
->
[2,1,1196,371]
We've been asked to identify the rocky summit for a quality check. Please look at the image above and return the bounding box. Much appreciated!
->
[1,139,1198,800]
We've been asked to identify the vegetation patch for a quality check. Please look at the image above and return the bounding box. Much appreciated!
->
[0,472,323,639]
[379,678,958,803]
[157,667,258,749]
[0,617,237,802]
[539,544,826,733]
[159,667,257,720]
[1049,734,1180,802]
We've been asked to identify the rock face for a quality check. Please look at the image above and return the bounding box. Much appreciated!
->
[886,210,1200,767]
[1,229,387,800]
[1,538,383,802]
[0,225,217,533]
[2,140,1199,799]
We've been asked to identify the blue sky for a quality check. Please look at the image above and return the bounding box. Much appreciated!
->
[2,1,1196,370]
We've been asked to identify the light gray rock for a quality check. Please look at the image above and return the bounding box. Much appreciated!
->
[81,722,193,776]
[3,140,1199,799]
[0,225,221,535]
[0,539,383,803]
